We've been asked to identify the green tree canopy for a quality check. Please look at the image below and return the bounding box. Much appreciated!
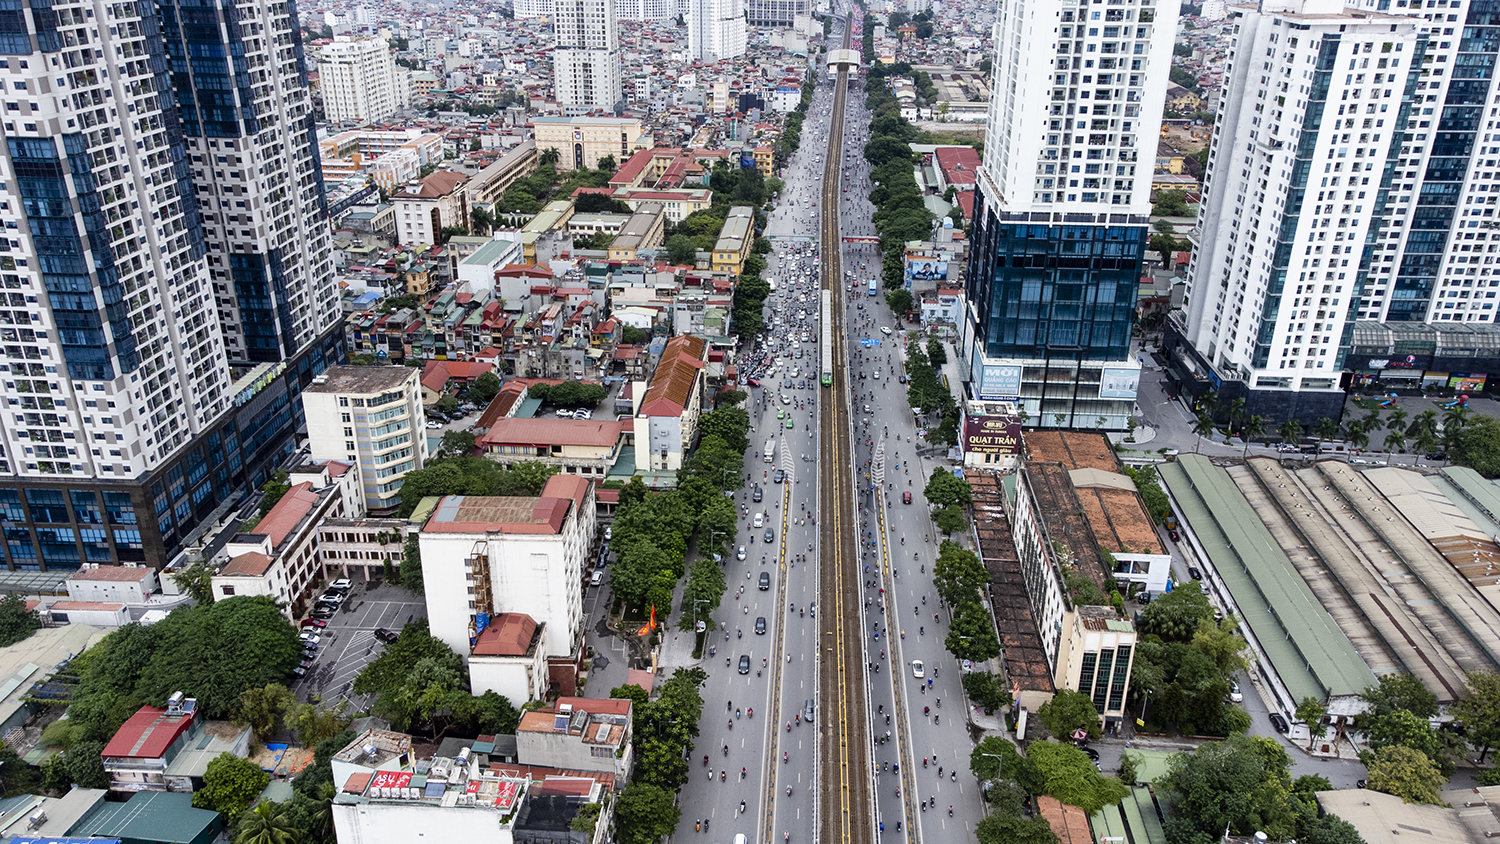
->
[1159,733,1301,841]
[235,800,298,844]
[615,783,681,844]
[945,599,1002,662]
[192,752,270,822]
[1361,673,1439,721]
[933,542,987,605]
[1364,744,1447,805]
[0,594,41,647]
[1137,581,1214,641]
[1452,669,1500,762]
[468,371,502,405]
[1028,741,1130,814]
[1037,688,1102,740]
[236,683,296,741]
[923,467,972,508]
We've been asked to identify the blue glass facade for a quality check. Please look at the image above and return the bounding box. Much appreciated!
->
[964,190,1144,362]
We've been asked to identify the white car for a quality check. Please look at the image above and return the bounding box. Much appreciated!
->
[753,512,765,528]
[737,545,747,561]
[911,660,925,679]
[873,370,882,380]
[1230,682,1244,703]
[880,326,893,336]
[782,395,792,405]
[300,632,321,646]
[426,422,441,429]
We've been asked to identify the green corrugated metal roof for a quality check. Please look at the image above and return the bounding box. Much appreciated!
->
[1158,455,1376,702]
[1439,465,1500,524]
[69,790,219,844]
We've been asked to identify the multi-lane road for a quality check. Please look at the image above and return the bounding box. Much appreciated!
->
[663,12,987,843]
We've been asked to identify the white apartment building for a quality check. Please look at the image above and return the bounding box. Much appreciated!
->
[320,37,412,125]
[961,0,1176,429]
[553,0,624,110]
[618,0,676,20]
[391,171,471,247]
[167,0,340,368]
[688,0,748,61]
[302,366,428,515]
[1170,0,1425,424]
[0,1,233,481]
[417,475,596,690]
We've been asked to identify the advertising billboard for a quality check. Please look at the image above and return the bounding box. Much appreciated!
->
[1098,367,1141,399]
[964,416,1024,455]
[905,258,949,282]
[976,362,1023,400]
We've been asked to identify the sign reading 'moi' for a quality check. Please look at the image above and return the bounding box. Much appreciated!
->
[963,416,1023,455]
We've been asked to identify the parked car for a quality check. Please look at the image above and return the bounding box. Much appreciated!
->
[310,606,336,620]
[329,579,352,593]
[604,526,612,541]
[372,628,399,644]
[1230,682,1243,702]
[1269,712,1290,733]
[299,632,321,646]
[1188,566,1202,581]
[300,618,327,629]
[1168,530,1180,542]
[590,570,604,587]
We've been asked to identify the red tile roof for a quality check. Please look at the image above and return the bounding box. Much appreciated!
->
[934,146,982,186]
[102,705,198,760]
[479,418,624,449]
[220,551,274,577]
[422,495,572,534]
[639,334,705,417]
[68,566,154,583]
[471,612,538,656]
[257,483,320,550]
[541,474,591,512]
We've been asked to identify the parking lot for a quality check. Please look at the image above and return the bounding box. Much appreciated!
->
[294,581,427,709]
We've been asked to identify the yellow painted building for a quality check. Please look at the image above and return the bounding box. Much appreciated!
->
[712,206,755,275]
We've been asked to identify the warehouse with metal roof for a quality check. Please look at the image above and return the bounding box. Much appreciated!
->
[1158,455,1376,716]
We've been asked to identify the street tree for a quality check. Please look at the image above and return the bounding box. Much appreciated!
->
[1191,615,1249,676]
[1192,414,1215,453]
[615,783,681,844]
[1364,744,1446,805]
[1278,419,1303,452]
[933,542,989,608]
[933,504,966,535]
[677,559,727,632]
[975,811,1060,844]
[1036,688,1101,740]
[969,735,1039,792]
[945,600,1002,662]
[923,467,972,508]
[1315,417,1340,456]
[697,407,751,456]
[468,371,501,405]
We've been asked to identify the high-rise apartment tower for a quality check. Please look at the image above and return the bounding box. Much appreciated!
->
[0,0,342,572]
[1167,0,1441,423]
[961,0,1180,428]
[554,0,623,110]
[688,0,748,61]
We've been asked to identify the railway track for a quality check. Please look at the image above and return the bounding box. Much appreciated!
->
[815,15,874,844]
